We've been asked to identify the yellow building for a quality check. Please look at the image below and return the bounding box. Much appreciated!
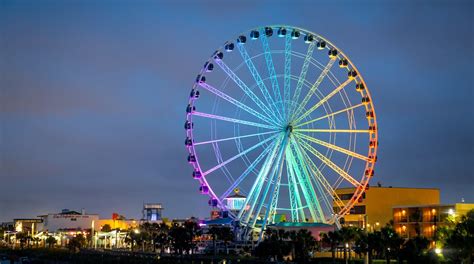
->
[96,219,139,231]
[334,186,440,229]
[393,203,474,239]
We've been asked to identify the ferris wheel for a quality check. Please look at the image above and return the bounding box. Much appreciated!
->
[185,25,378,239]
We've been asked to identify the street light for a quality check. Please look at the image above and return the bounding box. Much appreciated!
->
[134,229,140,234]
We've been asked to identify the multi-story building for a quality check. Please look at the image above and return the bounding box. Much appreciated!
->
[142,203,163,222]
[393,203,474,239]
[334,186,440,229]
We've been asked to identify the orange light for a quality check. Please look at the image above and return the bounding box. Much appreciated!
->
[402,210,406,216]
[431,208,436,214]
[402,225,406,231]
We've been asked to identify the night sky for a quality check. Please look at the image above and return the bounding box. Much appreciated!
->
[1,0,473,223]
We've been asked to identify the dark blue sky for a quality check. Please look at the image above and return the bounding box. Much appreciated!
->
[1,0,473,222]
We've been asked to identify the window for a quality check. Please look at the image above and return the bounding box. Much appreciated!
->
[349,205,366,214]
[337,193,365,200]
[339,193,354,200]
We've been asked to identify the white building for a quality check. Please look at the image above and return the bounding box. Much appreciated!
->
[39,209,99,232]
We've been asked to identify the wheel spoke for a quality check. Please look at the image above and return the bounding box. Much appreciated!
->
[194,131,278,146]
[290,138,326,222]
[295,103,364,128]
[259,147,286,240]
[198,82,277,126]
[239,135,283,224]
[192,111,279,130]
[296,138,361,187]
[235,41,283,124]
[287,152,307,222]
[294,128,370,133]
[294,78,353,124]
[295,132,369,161]
[286,139,323,222]
[250,132,289,237]
[298,146,345,218]
[291,58,336,121]
[289,41,316,119]
[260,28,284,119]
[283,32,292,122]
[219,141,275,201]
[213,57,281,123]
[286,159,298,222]
[202,133,279,176]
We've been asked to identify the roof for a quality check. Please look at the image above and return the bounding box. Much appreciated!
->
[225,193,247,199]
[202,218,233,225]
[268,222,334,228]
[13,218,43,222]
[393,203,474,209]
[59,210,82,215]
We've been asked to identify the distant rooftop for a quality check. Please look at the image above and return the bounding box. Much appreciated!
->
[393,203,474,209]
[268,222,334,228]
[336,186,440,190]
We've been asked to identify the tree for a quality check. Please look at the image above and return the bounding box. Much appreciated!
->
[254,229,291,261]
[67,234,86,252]
[400,236,430,263]
[354,230,368,260]
[15,232,30,249]
[367,231,384,262]
[339,227,358,262]
[322,230,341,264]
[101,224,112,232]
[169,223,195,255]
[46,236,57,248]
[184,219,201,254]
[294,229,317,262]
[154,223,170,255]
[217,226,233,255]
[440,209,474,263]
[208,226,220,256]
[380,225,403,264]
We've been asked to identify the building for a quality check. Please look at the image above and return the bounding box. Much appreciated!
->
[142,203,163,222]
[393,203,474,239]
[334,186,440,228]
[97,213,139,231]
[13,218,43,234]
[39,209,99,232]
[223,189,246,214]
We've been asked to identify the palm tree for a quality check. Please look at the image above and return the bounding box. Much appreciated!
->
[295,229,317,262]
[184,219,201,254]
[339,227,358,263]
[208,226,220,256]
[380,225,403,264]
[154,222,170,255]
[322,230,341,264]
[46,236,57,248]
[367,231,383,263]
[288,230,298,260]
[218,226,234,255]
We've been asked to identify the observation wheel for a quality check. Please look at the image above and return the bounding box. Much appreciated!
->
[184,25,378,239]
